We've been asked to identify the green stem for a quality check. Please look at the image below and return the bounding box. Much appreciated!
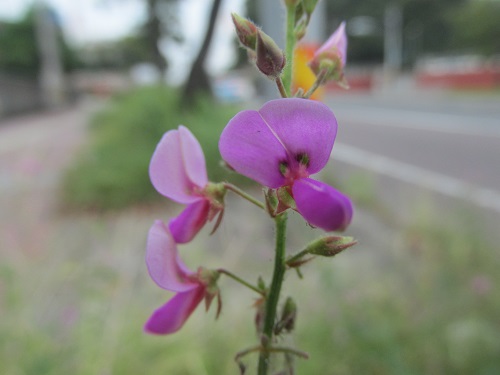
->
[275,76,288,98]
[223,183,265,210]
[286,247,312,266]
[258,212,288,375]
[303,67,331,99]
[281,5,296,96]
[217,269,264,296]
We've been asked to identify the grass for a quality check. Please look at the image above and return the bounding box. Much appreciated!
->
[1,191,499,374]
[61,85,249,211]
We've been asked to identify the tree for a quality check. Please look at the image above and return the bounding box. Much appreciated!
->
[0,8,77,76]
[181,0,222,107]
[142,0,183,74]
[102,0,182,76]
[324,0,466,66]
[449,0,500,56]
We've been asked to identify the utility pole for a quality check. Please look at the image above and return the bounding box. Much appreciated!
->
[383,3,403,84]
[35,1,65,109]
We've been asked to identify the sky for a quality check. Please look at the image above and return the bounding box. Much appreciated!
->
[0,0,245,82]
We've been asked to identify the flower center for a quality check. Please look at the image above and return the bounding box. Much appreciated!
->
[279,152,310,185]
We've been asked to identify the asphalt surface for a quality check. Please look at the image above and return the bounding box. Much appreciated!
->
[325,92,500,215]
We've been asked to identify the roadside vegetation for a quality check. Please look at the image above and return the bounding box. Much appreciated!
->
[61,86,248,211]
[1,195,498,374]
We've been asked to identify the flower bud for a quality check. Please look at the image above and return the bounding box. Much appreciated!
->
[294,2,305,22]
[307,235,357,257]
[197,268,222,318]
[254,297,266,334]
[284,0,301,8]
[275,297,297,334]
[232,13,258,51]
[276,186,296,211]
[302,0,319,16]
[308,22,349,88]
[257,276,266,292]
[256,30,286,78]
[294,18,308,40]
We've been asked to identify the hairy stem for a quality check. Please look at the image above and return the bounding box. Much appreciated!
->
[281,5,296,96]
[223,183,265,210]
[275,77,288,98]
[286,247,313,266]
[258,212,288,375]
[218,269,264,296]
[303,67,330,99]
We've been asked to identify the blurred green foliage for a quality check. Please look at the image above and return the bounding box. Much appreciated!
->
[0,7,78,75]
[295,210,500,374]
[62,86,247,211]
[449,0,500,56]
[1,202,499,374]
[324,0,500,65]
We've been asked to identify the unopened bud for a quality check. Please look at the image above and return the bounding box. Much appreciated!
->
[256,31,286,78]
[276,297,297,334]
[307,235,357,257]
[197,268,222,318]
[254,297,266,334]
[294,19,308,40]
[294,2,305,22]
[232,13,258,51]
[276,186,296,211]
[308,21,349,88]
[302,0,319,15]
[284,0,301,8]
[257,276,266,292]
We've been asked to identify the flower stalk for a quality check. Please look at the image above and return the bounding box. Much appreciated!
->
[218,269,265,296]
[258,212,288,375]
[275,76,288,98]
[281,3,297,96]
[303,67,331,99]
[223,182,266,210]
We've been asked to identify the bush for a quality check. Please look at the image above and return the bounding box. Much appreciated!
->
[62,86,248,211]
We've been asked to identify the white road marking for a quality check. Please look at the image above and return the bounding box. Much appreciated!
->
[332,143,500,213]
[332,106,500,137]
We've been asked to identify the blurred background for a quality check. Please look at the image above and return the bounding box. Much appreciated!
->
[0,0,499,374]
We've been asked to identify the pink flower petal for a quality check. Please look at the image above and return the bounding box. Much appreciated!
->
[144,286,205,335]
[259,99,337,175]
[149,128,206,204]
[146,221,199,292]
[169,199,211,244]
[219,99,337,187]
[219,109,288,188]
[178,126,208,190]
[292,178,353,232]
[317,21,347,66]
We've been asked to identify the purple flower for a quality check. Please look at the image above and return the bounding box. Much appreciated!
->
[316,21,347,66]
[309,21,349,88]
[149,126,224,243]
[219,98,353,231]
[144,220,219,335]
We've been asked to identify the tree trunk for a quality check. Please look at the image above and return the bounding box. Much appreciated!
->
[181,0,222,108]
[146,0,168,75]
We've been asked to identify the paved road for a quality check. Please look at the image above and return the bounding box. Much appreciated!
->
[325,93,500,213]
[0,102,92,256]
